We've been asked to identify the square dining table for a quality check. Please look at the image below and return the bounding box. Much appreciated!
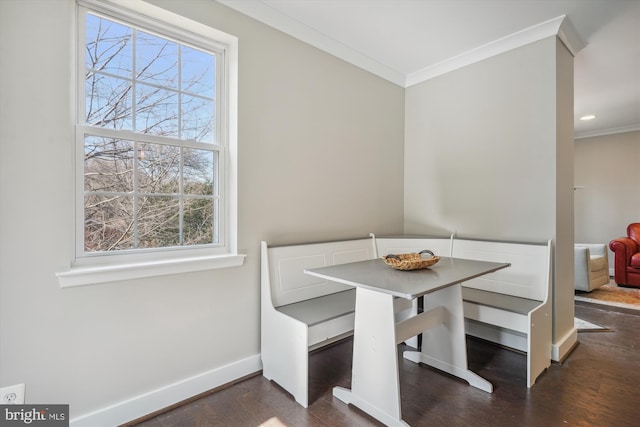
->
[304,256,510,427]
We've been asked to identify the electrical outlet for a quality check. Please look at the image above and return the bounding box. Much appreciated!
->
[0,384,25,404]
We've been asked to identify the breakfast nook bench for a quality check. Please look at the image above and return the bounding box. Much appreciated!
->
[260,236,448,407]
[260,235,553,407]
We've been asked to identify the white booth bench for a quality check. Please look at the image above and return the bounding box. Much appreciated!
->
[450,238,553,388]
[260,235,552,407]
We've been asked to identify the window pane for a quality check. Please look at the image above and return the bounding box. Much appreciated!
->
[80,9,224,255]
[137,196,180,248]
[138,143,180,194]
[84,137,134,192]
[183,148,214,195]
[136,31,178,88]
[85,73,133,129]
[85,14,132,78]
[181,45,215,98]
[183,198,213,245]
[84,195,134,252]
[135,83,178,137]
[182,94,214,142]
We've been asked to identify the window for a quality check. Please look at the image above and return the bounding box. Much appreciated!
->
[58,0,242,287]
[82,11,219,252]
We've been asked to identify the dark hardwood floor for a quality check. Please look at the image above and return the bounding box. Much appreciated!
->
[129,301,639,427]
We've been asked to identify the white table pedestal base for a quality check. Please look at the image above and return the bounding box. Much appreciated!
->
[333,284,493,426]
[403,284,493,393]
[332,386,410,427]
[332,287,408,426]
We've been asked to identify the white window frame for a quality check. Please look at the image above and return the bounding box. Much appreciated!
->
[57,0,243,288]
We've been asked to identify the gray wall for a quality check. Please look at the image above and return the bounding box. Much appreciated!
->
[574,130,640,269]
[404,38,558,240]
[555,37,576,349]
[0,0,404,419]
[404,37,576,358]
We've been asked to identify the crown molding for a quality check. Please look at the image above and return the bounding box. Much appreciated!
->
[406,15,584,87]
[216,0,406,86]
[556,15,586,56]
[217,1,585,88]
[574,124,640,140]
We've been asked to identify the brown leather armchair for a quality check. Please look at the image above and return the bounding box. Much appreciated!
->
[609,223,640,288]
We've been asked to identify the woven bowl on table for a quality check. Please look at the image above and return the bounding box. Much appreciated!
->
[382,250,440,271]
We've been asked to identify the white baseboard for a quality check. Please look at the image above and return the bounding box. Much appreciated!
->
[70,354,262,427]
[551,327,578,362]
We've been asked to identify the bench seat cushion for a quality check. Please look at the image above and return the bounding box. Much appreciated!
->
[276,289,356,326]
[462,287,541,315]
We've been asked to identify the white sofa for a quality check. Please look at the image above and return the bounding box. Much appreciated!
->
[574,243,609,292]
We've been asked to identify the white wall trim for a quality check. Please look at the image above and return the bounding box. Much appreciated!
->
[575,124,640,140]
[551,327,578,362]
[217,1,585,89]
[556,15,586,56]
[57,254,246,288]
[216,0,406,86]
[69,354,262,427]
[406,15,580,87]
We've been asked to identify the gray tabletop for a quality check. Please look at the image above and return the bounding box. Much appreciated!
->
[305,257,510,300]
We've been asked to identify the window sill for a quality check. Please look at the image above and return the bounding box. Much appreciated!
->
[56,253,246,288]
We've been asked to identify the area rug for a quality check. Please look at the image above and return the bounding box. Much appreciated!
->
[574,317,610,332]
[575,279,640,311]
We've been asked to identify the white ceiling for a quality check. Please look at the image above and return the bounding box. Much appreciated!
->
[218,0,640,139]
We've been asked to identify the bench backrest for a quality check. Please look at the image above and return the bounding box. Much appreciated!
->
[373,235,453,258]
[452,239,552,301]
[262,239,375,308]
